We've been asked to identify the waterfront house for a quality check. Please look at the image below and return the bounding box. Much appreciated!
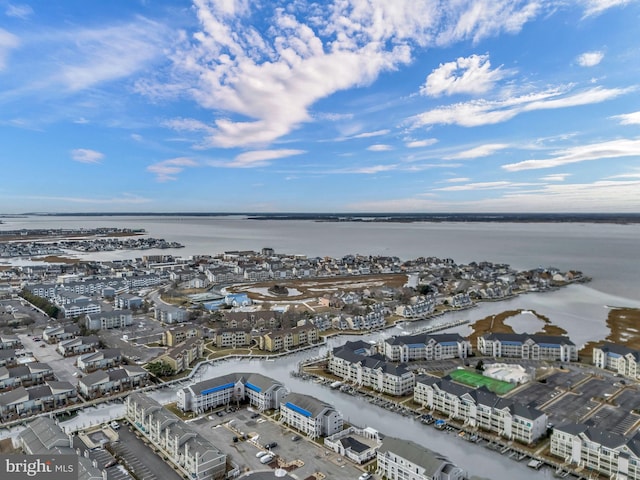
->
[324,426,382,464]
[126,393,227,480]
[78,366,149,399]
[279,392,343,439]
[212,327,251,348]
[0,381,76,420]
[162,325,203,347]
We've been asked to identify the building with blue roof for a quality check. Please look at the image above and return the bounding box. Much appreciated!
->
[279,392,343,439]
[177,373,287,413]
[477,333,577,361]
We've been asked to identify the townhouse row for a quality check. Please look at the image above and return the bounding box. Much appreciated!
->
[126,393,227,480]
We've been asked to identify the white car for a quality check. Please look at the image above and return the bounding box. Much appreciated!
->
[110,421,120,430]
[358,473,372,480]
[260,454,274,464]
[255,451,267,458]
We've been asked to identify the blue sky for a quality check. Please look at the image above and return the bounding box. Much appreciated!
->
[1,0,639,213]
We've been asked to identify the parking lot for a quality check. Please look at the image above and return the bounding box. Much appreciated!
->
[17,333,83,386]
[185,407,371,479]
[99,315,166,363]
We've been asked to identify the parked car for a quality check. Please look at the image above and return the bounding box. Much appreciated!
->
[110,421,120,430]
[256,451,267,458]
[291,435,301,442]
[358,473,372,480]
[260,454,274,464]
[265,442,277,449]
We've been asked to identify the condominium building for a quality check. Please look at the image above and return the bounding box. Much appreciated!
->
[279,392,343,439]
[477,333,577,362]
[76,348,122,372]
[593,343,640,379]
[414,375,547,445]
[328,344,415,396]
[551,423,640,480]
[177,372,287,413]
[376,436,466,480]
[156,337,204,374]
[85,310,133,330]
[381,333,471,362]
[126,393,227,480]
[78,366,149,399]
[258,325,319,352]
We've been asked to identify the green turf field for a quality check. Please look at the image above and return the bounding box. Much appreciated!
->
[449,369,515,395]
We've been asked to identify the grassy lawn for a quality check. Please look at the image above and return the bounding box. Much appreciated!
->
[449,369,515,395]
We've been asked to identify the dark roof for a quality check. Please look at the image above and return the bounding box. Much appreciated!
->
[339,436,370,453]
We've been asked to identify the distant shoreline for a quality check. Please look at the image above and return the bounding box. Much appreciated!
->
[7,212,640,224]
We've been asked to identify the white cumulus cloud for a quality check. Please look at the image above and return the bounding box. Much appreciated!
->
[577,51,604,67]
[367,144,393,152]
[152,1,542,148]
[71,149,104,164]
[421,54,508,97]
[582,0,634,17]
[405,139,438,148]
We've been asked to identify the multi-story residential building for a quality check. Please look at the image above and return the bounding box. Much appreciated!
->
[43,324,80,344]
[381,333,471,362]
[414,375,547,445]
[59,300,102,319]
[477,333,578,362]
[155,304,187,324]
[85,310,133,330]
[78,366,149,399]
[0,334,21,350]
[258,325,319,352]
[0,362,54,390]
[376,435,466,480]
[18,417,117,480]
[0,349,18,368]
[126,393,227,480]
[57,335,100,357]
[115,293,143,309]
[328,345,415,396]
[177,372,287,413]
[156,337,204,374]
[162,325,202,347]
[280,392,343,439]
[593,343,640,378]
[0,381,76,420]
[76,348,122,372]
[213,328,251,348]
[551,423,640,480]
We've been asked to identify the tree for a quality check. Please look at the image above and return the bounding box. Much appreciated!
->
[475,360,484,372]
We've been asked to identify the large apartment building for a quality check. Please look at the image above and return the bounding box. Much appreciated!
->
[551,423,640,480]
[414,375,548,445]
[126,393,227,480]
[381,333,471,362]
[477,333,578,362]
[376,436,466,480]
[593,343,640,379]
[177,372,287,413]
[328,343,415,396]
[279,392,343,439]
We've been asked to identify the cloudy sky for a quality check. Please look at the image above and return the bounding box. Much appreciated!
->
[1,0,639,213]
